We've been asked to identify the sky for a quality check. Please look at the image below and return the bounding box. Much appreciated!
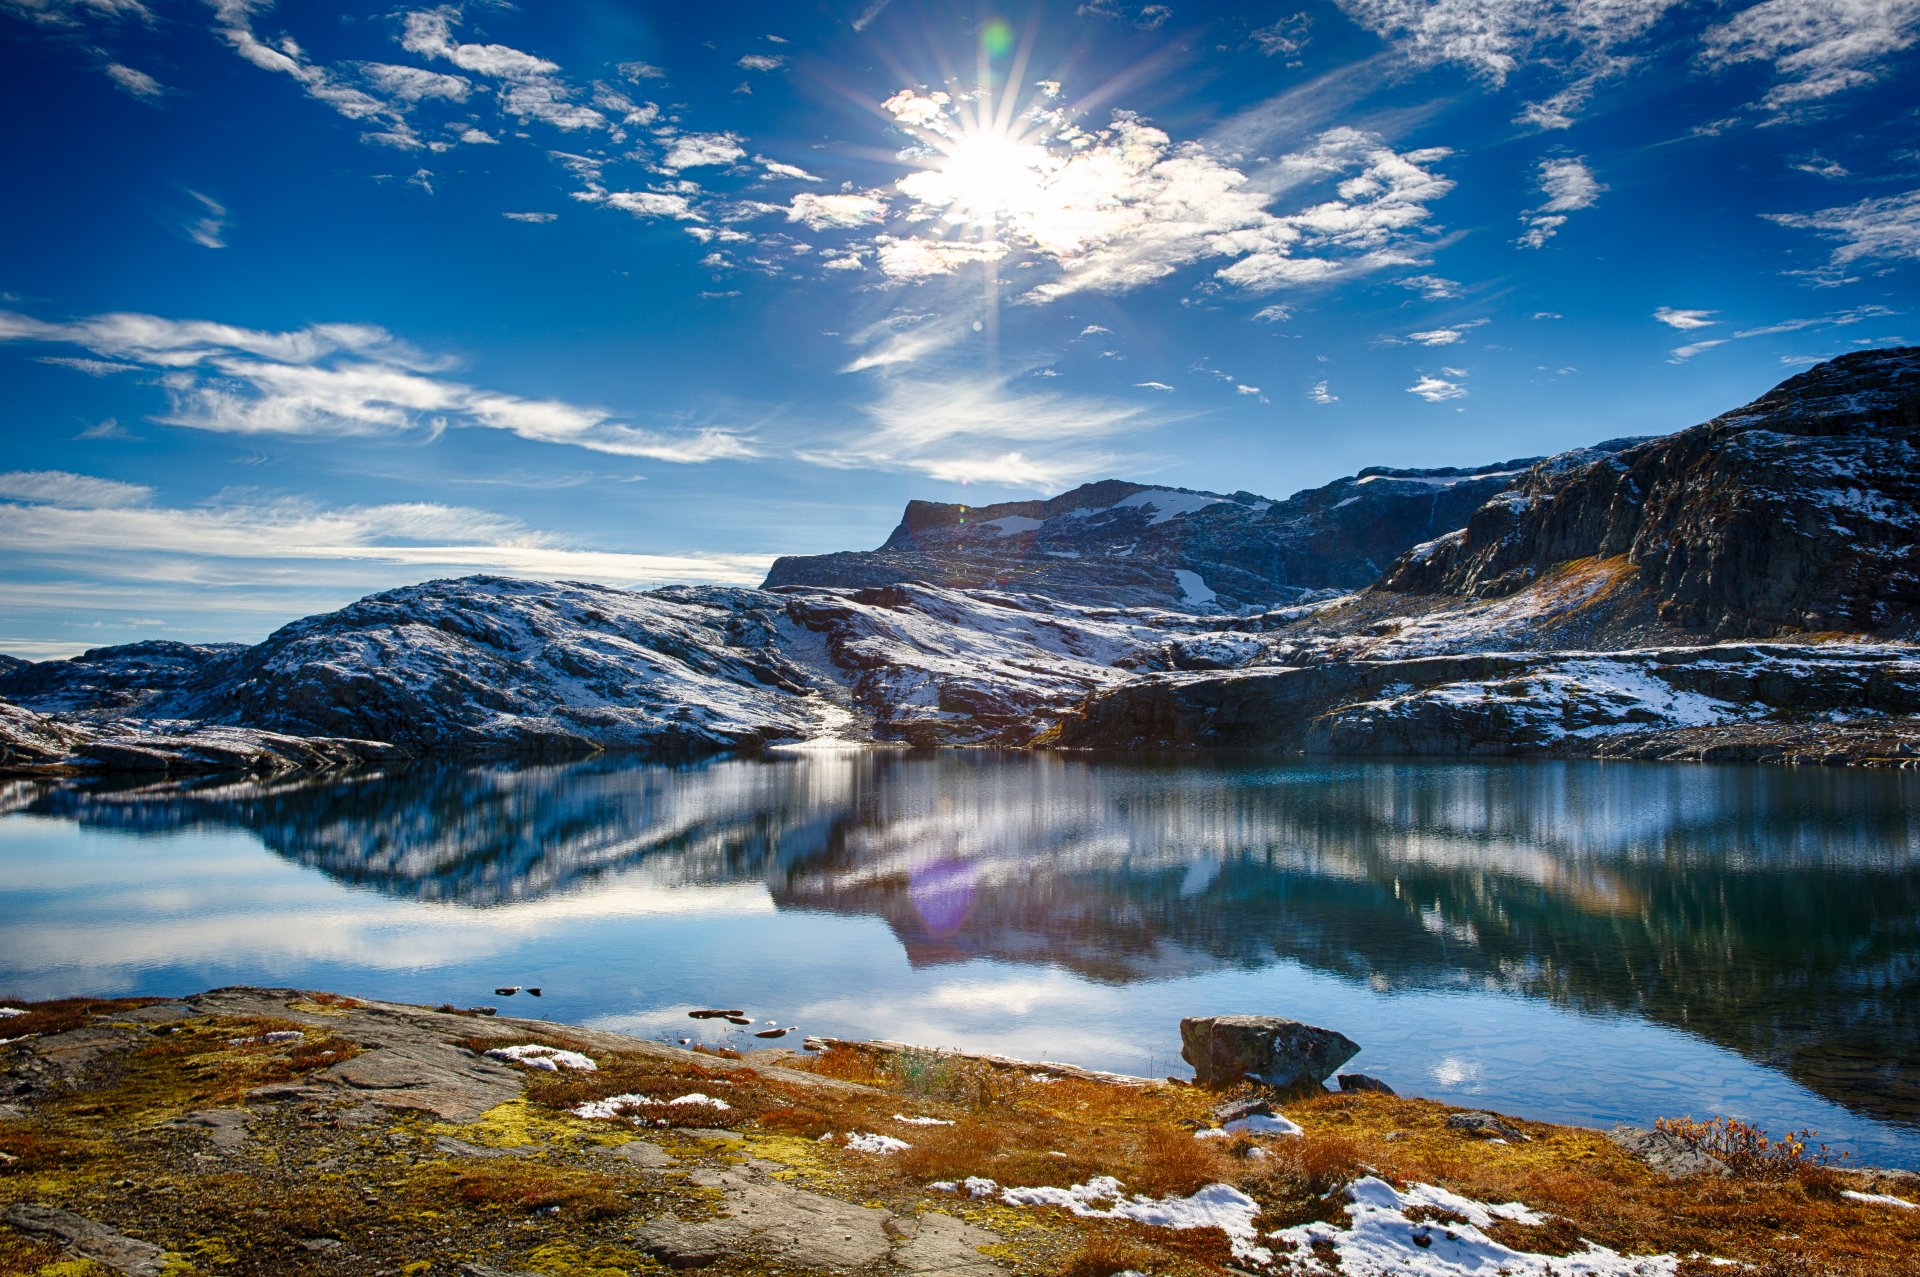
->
[1,0,1916,657]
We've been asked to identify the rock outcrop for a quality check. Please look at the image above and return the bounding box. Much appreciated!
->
[1378,346,1920,639]
[1178,1015,1360,1091]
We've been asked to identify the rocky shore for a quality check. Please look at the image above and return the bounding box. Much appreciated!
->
[2,989,1917,1276]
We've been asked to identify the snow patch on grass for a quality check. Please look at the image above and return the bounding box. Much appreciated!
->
[487,1043,598,1072]
[1272,1175,1681,1276]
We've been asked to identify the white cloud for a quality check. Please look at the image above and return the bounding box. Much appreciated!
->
[1700,0,1920,109]
[1309,380,1337,403]
[1405,319,1487,345]
[1766,188,1920,268]
[1654,306,1716,330]
[104,62,163,100]
[1253,304,1293,323]
[4,308,755,463]
[1397,273,1459,299]
[500,80,606,131]
[1518,155,1603,247]
[660,132,746,171]
[0,470,151,508]
[786,191,887,230]
[362,62,470,102]
[1076,1,1173,30]
[400,7,557,79]
[503,211,557,223]
[0,489,774,598]
[179,189,228,249]
[878,89,1455,302]
[1331,0,1688,126]
[759,157,821,182]
[1135,380,1175,391]
[209,0,389,121]
[1253,12,1312,58]
[1407,372,1467,401]
[2,0,151,25]
[737,53,785,71]
[1668,338,1727,363]
[596,191,703,221]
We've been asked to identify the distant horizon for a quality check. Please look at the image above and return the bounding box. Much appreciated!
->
[3,0,1915,656]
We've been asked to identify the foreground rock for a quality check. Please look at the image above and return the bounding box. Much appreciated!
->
[1179,1014,1360,1092]
[2,989,1916,1276]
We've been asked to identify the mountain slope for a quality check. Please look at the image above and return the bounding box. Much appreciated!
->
[765,459,1540,612]
[1378,346,1920,639]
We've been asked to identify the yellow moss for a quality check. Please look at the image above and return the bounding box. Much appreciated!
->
[436,1098,565,1150]
[286,999,353,1018]
[524,1239,664,1276]
[185,1238,236,1267]
[401,1261,433,1275]
[34,1262,117,1277]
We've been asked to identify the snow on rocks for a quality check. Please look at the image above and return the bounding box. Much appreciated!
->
[0,1008,26,1018]
[1195,1112,1303,1138]
[892,1115,955,1126]
[941,1175,1270,1266]
[568,1092,730,1120]
[485,1043,598,1073]
[1271,1176,1681,1276]
[1841,1189,1917,1209]
[841,1132,912,1154]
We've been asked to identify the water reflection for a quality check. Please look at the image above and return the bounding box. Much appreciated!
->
[7,753,1919,1138]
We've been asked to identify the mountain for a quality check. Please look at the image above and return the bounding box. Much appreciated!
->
[764,459,1541,612]
[4,348,1918,775]
[1378,346,1920,639]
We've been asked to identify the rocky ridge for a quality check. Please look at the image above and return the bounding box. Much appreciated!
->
[765,460,1542,613]
[3,349,1918,774]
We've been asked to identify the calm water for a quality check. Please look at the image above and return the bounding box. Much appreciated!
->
[3,752,1918,1166]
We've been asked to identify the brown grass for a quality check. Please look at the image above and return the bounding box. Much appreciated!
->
[0,996,165,1038]
[413,1160,632,1220]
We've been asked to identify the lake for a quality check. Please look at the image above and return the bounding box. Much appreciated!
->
[3,751,1917,1167]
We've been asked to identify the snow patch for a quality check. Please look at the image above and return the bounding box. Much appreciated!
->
[1174,570,1217,607]
[893,1114,956,1126]
[1842,1189,1917,1209]
[843,1131,912,1154]
[976,1176,1269,1265]
[979,515,1043,537]
[1196,1112,1302,1138]
[1271,1176,1682,1276]
[1114,489,1227,524]
[488,1043,598,1072]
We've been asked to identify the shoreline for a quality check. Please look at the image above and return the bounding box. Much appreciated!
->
[4,987,1919,1276]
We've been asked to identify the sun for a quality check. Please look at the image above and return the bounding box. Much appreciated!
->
[927,129,1052,228]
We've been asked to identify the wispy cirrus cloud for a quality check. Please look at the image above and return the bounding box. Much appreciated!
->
[1665,302,1898,361]
[1766,188,1920,272]
[1654,306,1716,330]
[1700,0,1920,111]
[1,308,757,463]
[1329,0,1687,128]
[1407,369,1467,401]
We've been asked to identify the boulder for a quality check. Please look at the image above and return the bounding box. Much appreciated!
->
[1178,1015,1359,1091]
[1445,1111,1528,1141]
[1607,1124,1730,1177]
[1338,1073,1396,1095]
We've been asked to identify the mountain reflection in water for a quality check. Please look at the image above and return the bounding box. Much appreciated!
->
[8,752,1919,1145]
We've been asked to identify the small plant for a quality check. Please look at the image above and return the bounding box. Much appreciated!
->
[1653,1115,1849,1178]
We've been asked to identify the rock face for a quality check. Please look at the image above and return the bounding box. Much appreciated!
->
[1379,346,1920,639]
[1177,1014,1360,1091]
[766,461,1538,613]
[1057,642,1920,758]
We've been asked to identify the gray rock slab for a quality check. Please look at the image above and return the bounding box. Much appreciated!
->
[1607,1124,1730,1177]
[166,1108,251,1151]
[3,1203,168,1276]
[592,1139,678,1168]
[634,1168,1005,1274]
[1446,1111,1528,1142]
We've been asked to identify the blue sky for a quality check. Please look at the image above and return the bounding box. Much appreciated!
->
[1,0,1915,656]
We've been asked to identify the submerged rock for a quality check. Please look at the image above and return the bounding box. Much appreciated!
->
[1178,1014,1360,1092]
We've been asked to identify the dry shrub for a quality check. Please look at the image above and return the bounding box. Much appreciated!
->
[1056,1231,1169,1277]
[805,1044,886,1085]
[756,1104,834,1138]
[1126,1126,1232,1198]
[1654,1116,1847,1180]
[1274,1131,1364,1197]
[423,1160,630,1219]
[692,1043,742,1060]
[0,996,163,1038]
[1483,1215,1588,1257]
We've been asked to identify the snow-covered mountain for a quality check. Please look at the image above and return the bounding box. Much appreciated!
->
[764,459,1543,612]
[4,348,1918,775]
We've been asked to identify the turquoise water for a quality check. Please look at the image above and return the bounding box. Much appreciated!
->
[3,752,1917,1166]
